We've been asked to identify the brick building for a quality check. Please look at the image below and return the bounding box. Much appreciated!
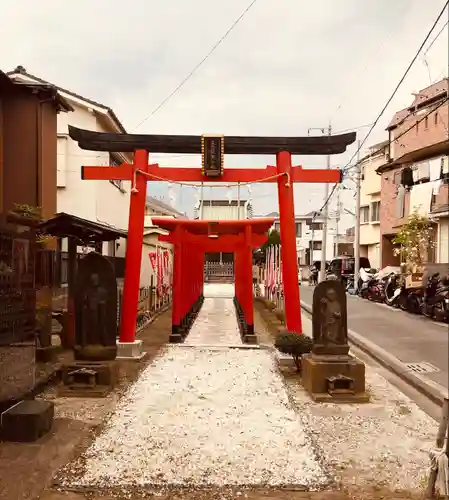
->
[376,78,449,267]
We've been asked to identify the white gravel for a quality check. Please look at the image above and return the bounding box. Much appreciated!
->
[61,346,327,489]
[286,370,436,491]
[56,284,438,494]
[203,282,235,298]
[185,296,242,346]
[280,313,437,492]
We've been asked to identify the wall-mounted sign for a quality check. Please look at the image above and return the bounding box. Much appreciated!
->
[201,134,224,178]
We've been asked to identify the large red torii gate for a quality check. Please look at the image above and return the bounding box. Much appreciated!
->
[152,218,273,343]
[68,126,356,356]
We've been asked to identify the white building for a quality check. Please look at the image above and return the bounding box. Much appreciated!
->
[140,196,187,287]
[195,199,253,220]
[358,140,388,269]
[267,211,337,266]
[7,66,132,258]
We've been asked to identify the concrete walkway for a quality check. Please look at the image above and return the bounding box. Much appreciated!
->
[299,285,449,391]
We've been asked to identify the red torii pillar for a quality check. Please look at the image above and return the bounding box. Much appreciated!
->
[158,226,267,343]
[81,152,341,351]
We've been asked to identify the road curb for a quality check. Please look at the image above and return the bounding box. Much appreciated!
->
[300,300,448,407]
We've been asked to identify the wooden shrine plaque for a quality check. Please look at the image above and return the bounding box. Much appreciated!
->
[201,135,224,177]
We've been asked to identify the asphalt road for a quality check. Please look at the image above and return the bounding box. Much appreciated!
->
[299,284,449,390]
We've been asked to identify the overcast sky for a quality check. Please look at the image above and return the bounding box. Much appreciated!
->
[2,0,448,226]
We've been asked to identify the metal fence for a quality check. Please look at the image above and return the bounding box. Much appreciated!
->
[116,274,172,334]
[204,261,234,281]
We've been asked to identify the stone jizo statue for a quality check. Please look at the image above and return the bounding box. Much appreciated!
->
[312,280,349,356]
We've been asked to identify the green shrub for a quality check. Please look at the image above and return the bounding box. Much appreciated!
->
[275,332,313,372]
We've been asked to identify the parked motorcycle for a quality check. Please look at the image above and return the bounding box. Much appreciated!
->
[405,286,424,315]
[357,268,376,298]
[384,271,404,308]
[422,272,449,322]
[362,267,397,302]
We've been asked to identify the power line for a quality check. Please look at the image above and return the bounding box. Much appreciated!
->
[134,0,259,131]
[320,96,448,210]
[344,96,448,171]
[425,19,449,53]
[318,0,449,213]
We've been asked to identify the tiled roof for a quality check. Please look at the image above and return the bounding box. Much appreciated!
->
[6,65,126,133]
[387,78,449,130]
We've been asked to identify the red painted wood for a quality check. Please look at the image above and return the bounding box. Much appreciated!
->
[82,164,341,185]
[119,150,149,343]
[276,151,302,334]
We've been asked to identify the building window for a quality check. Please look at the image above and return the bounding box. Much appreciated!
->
[434,112,438,125]
[310,222,324,230]
[371,201,380,222]
[360,206,370,223]
[295,222,302,237]
[312,241,322,250]
[424,116,429,129]
[393,171,401,185]
[109,154,124,191]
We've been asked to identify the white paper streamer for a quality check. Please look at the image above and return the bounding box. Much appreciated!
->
[168,183,176,208]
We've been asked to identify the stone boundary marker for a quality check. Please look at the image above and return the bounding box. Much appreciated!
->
[301,300,448,408]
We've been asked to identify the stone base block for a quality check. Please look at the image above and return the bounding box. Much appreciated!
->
[243,334,258,345]
[61,361,118,387]
[116,340,145,360]
[0,399,54,442]
[58,361,119,398]
[58,385,112,398]
[35,345,59,363]
[169,333,184,344]
[301,353,369,403]
[74,344,117,362]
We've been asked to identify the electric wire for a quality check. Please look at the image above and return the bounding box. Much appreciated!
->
[321,96,448,211]
[133,0,259,131]
[318,0,449,214]
[425,19,449,54]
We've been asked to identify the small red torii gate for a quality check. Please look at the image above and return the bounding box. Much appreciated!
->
[152,218,273,343]
[68,126,356,355]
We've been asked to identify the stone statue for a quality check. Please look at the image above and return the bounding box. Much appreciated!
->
[81,273,107,347]
[74,252,118,361]
[319,287,344,345]
[312,280,349,356]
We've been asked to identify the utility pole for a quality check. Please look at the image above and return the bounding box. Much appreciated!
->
[200,182,204,219]
[335,184,340,257]
[319,123,332,282]
[354,140,361,291]
[307,125,331,281]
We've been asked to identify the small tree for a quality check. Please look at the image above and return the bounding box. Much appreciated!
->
[274,332,313,372]
[392,212,435,273]
[254,229,281,263]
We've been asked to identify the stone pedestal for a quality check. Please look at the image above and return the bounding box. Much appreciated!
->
[243,334,258,345]
[0,342,36,408]
[59,360,119,397]
[36,345,59,363]
[116,340,145,360]
[0,400,54,442]
[74,344,118,361]
[301,353,369,403]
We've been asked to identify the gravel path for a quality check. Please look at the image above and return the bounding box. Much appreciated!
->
[61,347,327,489]
[185,296,242,346]
[59,283,327,490]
